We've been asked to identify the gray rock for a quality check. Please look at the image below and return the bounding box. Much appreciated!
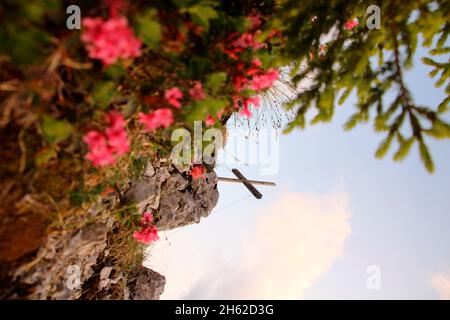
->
[124,161,219,231]
[10,160,219,300]
[128,268,166,300]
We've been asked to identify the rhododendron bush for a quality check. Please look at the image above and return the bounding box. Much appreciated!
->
[0,0,291,265]
[0,0,449,296]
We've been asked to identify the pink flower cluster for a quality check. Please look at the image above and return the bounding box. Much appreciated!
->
[249,68,279,91]
[236,96,260,118]
[230,56,279,118]
[222,15,264,60]
[219,17,281,119]
[232,58,279,92]
[231,32,263,50]
[164,83,205,108]
[223,31,263,60]
[133,212,159,244]
[81,16,141,65]
[138,87,181,132]
[83,112,130,167]
[140,82,207,131]
[139,108,174,132]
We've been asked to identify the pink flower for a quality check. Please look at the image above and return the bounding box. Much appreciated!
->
[105,127,129,155]
[106,111,126,129]
[133,227,159,244]
[231,32,262,49]
[266,69,279,81]
[249,68,279,91]
[139,108,174,131]
[238,96,260,118]
[164,87,184,108]
[222,47,241,60]
[268,29,282,39]
[248,15,261,29]
[205,115,215,126]
[233,75,249,91]
[83,130,106,150]
[251,57,262,68]
[190,165,206,180]
[344,19,359,30]
[245,96,260,108]
[189,82,206,100]
[84,132,116,167]
[81,16,141,65]
[85,149,116,167]
[141,211,153,224]
[133,212,159,244]
[239,105,252,118]
[105,112,129,155]
[83,111,130,167]
[246,58,263,76]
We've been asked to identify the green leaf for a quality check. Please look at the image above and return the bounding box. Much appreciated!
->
[92,81,116,109]
[1,23,51,66]
[318,88,334,110]
[338,87,353,105]
[35,147,58,166]
[187,97,228,122]
[425,121,450,139]
[375,132,394,159]
[187,5,218,31]
[231,16,251,33]
[206,72,227,94]
[42,116,73,144]
[172,0,193,8]
[418,140,434,173]
[421,57,438,67]
[201,97,228,113]
[437,96,450,113]
[393,138,414,161]
[105,64,126,80]
[429,47,450,55]
[343,113,360,131]
[136,9,161,50]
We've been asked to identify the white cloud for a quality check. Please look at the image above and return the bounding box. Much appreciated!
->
[430,272,450,300]
[146,190,352,299]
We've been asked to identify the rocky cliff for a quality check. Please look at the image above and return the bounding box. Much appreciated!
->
[3,160,219,299]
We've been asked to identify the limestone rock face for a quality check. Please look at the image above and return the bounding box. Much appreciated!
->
[6,160,219,300]
[127,268,166,300]
[7,200,115,300]
[124,161,220,231]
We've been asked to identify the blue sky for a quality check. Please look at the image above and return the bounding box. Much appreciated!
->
[147,46,450,299]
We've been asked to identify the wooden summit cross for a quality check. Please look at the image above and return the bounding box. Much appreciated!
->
[218,168,276,199]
